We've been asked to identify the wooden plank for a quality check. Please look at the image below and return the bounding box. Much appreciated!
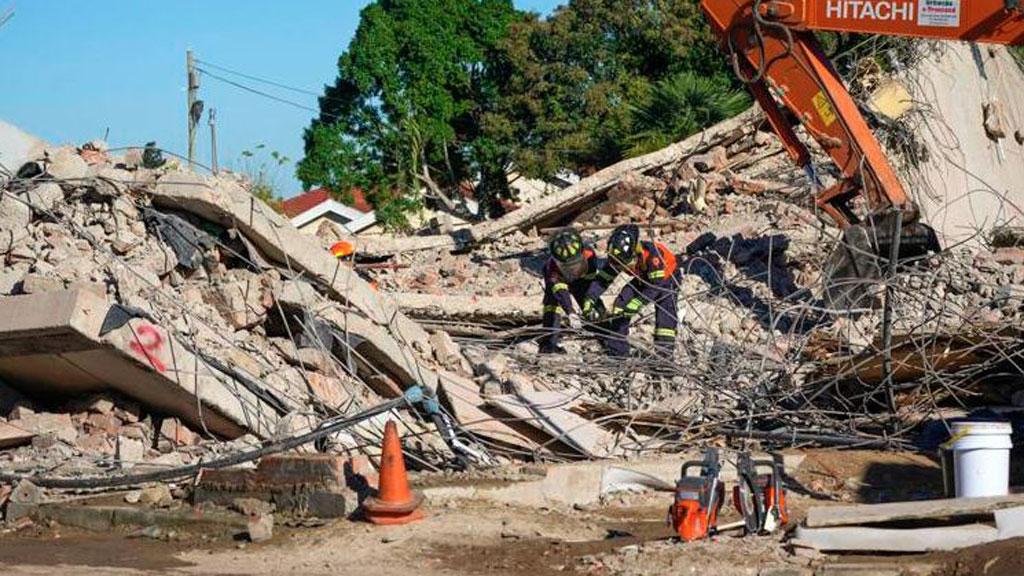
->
[806,494,1024,528]
[794,524,998,552]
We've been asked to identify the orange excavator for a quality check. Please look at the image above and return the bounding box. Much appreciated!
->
[700,1,1024,305]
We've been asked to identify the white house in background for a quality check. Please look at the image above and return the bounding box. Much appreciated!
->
[280,188,378,235]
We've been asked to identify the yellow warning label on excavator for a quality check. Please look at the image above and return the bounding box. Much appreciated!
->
[812,92,837,127]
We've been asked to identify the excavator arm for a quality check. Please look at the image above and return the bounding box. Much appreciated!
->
[700,0,1024,305]
[702,0,1024,227]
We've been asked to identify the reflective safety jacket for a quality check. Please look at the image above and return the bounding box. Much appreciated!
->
[585,240,678,309]
[543,247,601,315]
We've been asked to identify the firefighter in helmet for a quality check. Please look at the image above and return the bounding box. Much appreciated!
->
[538,228,605,354]
[580,224,680,357]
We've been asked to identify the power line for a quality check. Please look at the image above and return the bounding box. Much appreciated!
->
[195,58,323,98]
[197,67,322,115]
[197,67,353,125]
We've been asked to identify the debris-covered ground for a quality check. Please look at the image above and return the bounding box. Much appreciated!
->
[0,40,1023,576]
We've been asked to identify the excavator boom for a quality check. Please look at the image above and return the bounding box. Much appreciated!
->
[700,0,1023,306]
[762,0,1024,44]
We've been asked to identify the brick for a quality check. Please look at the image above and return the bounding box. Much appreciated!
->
[197,467,259,492]
[159,417,197,446]
[256,454,345,489]
[993,247,1024,266]
[85,413,122,435]
[14,412,77,444]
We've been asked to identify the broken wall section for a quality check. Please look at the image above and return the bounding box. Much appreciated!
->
[906,43,1024,246]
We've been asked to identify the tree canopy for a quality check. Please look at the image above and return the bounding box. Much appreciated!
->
[298,0,744,228]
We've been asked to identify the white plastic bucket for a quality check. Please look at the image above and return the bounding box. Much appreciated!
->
[950,420,1013,498]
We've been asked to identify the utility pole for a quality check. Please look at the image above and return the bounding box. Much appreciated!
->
[208,108,219,174]
[186,50,199,169]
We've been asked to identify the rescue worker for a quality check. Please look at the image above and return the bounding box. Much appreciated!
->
[580,224,680,357]
[539,228,605,354]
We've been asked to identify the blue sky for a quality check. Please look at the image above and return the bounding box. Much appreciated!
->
[0,0,562,196]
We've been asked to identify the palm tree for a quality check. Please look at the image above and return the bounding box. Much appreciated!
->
[623,72,751,157]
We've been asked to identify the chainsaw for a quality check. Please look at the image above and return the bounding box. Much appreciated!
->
[668,448,725,541]
[732,452,789,535]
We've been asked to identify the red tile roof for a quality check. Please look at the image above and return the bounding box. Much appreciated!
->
[280,187,373,218]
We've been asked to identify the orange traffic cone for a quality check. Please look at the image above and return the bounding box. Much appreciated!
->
[361,420,424,525]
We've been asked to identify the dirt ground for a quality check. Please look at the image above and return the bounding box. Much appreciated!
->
[0,449,995,576]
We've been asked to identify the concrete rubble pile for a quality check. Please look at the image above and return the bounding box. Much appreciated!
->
[0,42,1020,498]
[0,121,545,487]
[365,44,1024,450]
[373,128,1023,449]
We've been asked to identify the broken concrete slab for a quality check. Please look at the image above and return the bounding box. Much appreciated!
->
[275,280,434,390]
[395,293,541,325]
[805,494,1024,528]
[150,171,431,349]
[486,391,618,458]
[910,44,1024,247]
[793,523,999,553]
[423,453,803,508]
[0,289,282,439]
[5,500,247,532]
[0,120,45,175]
[436,379,541,452]
[797,505,1024,553]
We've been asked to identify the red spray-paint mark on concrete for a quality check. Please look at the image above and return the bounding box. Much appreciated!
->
[129,325,167,373]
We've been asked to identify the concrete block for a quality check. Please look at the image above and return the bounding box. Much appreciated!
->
[6,501,247,532]
[13,412,77,444]
[257,454,345,489]
[10,480,41,504]
[246,513,273,542]
[45,146,88,180]
[0,289,282,439]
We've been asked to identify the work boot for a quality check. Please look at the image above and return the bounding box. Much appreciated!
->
[539,342,567,355]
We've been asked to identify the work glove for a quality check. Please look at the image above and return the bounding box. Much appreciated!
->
[567,315,583,331]
[581,299,603,323]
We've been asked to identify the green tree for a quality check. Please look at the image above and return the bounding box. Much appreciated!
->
[298,0,518,227]
[486,0,735,177]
